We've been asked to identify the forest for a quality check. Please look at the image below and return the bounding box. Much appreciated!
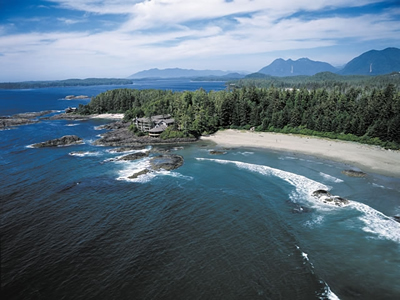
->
[78,81,400,149]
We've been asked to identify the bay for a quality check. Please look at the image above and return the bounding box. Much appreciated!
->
[1,81,399,300]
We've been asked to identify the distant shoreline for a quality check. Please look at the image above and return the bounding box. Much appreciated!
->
[201,129,400,178]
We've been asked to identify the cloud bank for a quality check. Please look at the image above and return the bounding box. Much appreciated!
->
[0,0,399,81]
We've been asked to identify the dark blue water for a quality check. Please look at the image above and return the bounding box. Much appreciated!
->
[1,83,400,300]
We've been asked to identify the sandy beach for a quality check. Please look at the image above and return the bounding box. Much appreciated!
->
[90,113,124,119]
[201,129,400,178]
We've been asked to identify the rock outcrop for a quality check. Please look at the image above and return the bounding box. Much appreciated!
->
[128,169,151,179]
[32,135,83,148]
[117,152,149,161]
[1,110,55,129]
[94,121,197,147]
[312,189,349,207]
[342,169,367,177]
[149,154,184,171]
[209,150,227,155]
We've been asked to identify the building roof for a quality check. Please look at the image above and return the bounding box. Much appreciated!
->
[149,124,168,133]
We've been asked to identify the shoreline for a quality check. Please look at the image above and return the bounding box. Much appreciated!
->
[201,129,400,178]
[90,113,124,119]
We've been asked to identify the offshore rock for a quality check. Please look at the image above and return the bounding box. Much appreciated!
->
[393,215,400,223]
[1,110,55,129]
[117,152,149,161]
[32,135,83,148]
[128,169,151,179]
[312,189,349,207]
[209,150,227,155]
[342,169,367,177]
[1,117,38,129]
[149,154,184,171]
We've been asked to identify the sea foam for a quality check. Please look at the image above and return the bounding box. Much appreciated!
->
[198,158,400,243]
[196,158,328,205]
[69,151,101,157]
[350,201,400,243]
[319,172,344,183]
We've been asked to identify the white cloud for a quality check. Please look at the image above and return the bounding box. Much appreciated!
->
[57,18,86,25]
[0,0,399,81]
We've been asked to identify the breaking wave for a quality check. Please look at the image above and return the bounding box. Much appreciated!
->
[197,158,400,244]
[319,172,344,183]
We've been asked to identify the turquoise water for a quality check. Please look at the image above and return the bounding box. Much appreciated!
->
[1,83,400,299]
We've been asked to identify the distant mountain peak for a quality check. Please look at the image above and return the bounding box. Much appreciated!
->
[258,57,337,77]
[340,47,400,75]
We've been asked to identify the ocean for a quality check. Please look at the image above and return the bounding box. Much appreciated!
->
[1,80,400,300]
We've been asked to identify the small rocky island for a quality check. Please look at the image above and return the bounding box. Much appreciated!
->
[342,169,367,177]
[1,110,55,130]
[312,189,350,207]
[64,95,89,100]
[127,154,184,179]
[32,135,84,148]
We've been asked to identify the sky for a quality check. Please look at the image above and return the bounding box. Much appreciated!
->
[0,0,399,81]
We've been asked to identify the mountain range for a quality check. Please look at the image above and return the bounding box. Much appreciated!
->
[258,58,337,76]
[129,47,400,79]
[128,68,234,79]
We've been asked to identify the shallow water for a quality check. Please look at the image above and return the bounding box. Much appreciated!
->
[1,84,400,300]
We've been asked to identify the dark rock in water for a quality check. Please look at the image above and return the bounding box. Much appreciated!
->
[1,117,38,129]
[342,169,367,177]
[98,121,129,130]
[13,110,55,119]
[117,152,149,161]
[312,189,349,207]
[312,190,331,197]
[209,150,227,155]
[392,215,400,223]
[128,169,151,179]
[32,135,83,148]
[150,154,184,171]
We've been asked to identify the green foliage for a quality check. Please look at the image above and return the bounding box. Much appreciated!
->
[159,126,194,140]
[76,82,400,149]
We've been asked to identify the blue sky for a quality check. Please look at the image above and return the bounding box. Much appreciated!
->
[0,0,399,81]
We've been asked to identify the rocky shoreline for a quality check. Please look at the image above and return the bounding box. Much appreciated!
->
[32,135,84,148]
[1,110,56,130]
[93,121,197,147]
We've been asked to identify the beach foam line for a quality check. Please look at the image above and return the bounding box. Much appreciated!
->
[196,158,329,204]
[350,201,400,243]
[294,245,340,300]
[115,158,152,182]
[115,158,192,183]
[107,148,150,154]
[319,172,344,183]
[69,151,101,157]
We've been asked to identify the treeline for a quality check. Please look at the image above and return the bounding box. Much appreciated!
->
[0,78,134,89]
[234,72,400,91]
[78,84,400,149]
